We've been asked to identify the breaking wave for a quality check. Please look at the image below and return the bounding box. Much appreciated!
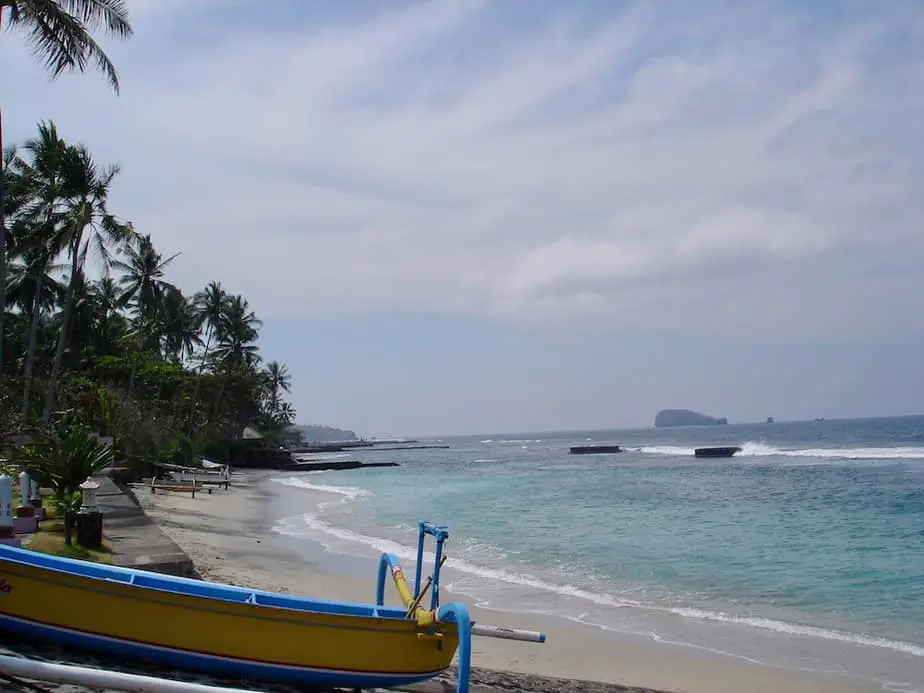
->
[635,441,924,460]
[271,477,924,660]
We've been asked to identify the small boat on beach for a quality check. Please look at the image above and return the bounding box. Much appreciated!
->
[0,521,544,693]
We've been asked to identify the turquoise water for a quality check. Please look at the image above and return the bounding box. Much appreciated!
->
[271,416,924,690]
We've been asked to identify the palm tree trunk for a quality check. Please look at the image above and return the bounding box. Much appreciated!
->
[212,370,228,425]
[63,508,73,547]
[189,327,212,423]
[40,236,83,427]
[0,102,8,375]
[20,277,46,425]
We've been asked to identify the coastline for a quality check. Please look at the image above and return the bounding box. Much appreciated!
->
[132,471,878,693]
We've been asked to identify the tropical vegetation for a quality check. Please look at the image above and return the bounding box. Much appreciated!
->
[1,2,296,477]
[1,0,134,380]
[0,121,297,466]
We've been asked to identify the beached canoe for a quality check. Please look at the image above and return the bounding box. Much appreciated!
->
[0,521,544,693]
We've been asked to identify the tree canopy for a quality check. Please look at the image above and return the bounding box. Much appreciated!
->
[1,121,297,468]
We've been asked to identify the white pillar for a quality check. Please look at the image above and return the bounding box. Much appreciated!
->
[18,471,30,508]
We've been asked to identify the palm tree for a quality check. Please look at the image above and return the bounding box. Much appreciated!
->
[193,281,227,373]
[212,295,262,370]
[11,232,65,423]
[95,275,123,313]
[114,233,178,322]
[273,401,296,427]
[210,295,262,425]
[0,0,133,374]
[42,142,134,426]
[0,1,132,91]
[2,120,294,461]
[59,268,100,363]
[0,142,16,374]
[188,281,226,425]
[9,123,70,419]
[159,287,203,364]
[91,275,126,356]
[262,360,291,414]
[0,147,24,374]
[5,242,64,317]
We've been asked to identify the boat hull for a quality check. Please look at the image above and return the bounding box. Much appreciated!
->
[0,546,458,688]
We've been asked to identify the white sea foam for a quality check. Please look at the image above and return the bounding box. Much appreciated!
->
[637,445,697,455]
[480,439,543,445]
[270,487,924,661]
[274,509,639,609]
[667,607,924,658]
[271,476,373,500]
[292,452,353,461]
[635,441,924,460]
[271,476,374,513]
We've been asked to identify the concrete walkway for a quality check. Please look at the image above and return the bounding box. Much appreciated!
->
[97,476,195,577]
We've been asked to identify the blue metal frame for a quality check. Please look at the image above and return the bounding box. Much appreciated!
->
[416,520,450,610]
[375,552,401,607]
[375,521,472,693]
[436,602,471,693]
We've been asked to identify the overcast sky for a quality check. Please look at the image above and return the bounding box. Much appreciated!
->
[3,0,924,436]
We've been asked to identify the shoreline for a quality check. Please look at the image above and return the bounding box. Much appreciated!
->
[131,472,878,693]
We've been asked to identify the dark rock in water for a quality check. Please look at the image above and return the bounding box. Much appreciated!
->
[654,409,728,427]
[569,445,622,455]
[287,441,375,453]
[290,460,399,472]
[694,446,742,458]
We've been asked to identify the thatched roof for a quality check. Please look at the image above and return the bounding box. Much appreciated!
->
[242,426,264,440]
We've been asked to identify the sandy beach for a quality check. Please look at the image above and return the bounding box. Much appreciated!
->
[129,471,878,693]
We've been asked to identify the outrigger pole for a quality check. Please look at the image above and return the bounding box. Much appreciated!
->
[0,653,256,693]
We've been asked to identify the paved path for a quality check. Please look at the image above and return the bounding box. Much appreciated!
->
[96,476,195,577]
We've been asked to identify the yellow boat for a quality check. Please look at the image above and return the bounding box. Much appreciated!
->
[0,521,545,693]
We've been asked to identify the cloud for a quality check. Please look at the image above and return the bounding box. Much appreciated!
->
[2,0,923,339]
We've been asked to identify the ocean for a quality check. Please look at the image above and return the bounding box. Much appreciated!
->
[269,416,924,692]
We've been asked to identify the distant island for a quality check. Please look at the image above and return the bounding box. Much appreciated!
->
[654,409,728,427]
[288,424,358,442]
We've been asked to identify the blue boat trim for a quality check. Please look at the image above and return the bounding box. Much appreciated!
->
[0,544,407,619]
[0,614,445,687]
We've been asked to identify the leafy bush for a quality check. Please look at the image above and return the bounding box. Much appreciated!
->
[13,425,114,545]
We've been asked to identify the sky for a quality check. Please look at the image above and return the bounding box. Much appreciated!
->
[3,0,924,437]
